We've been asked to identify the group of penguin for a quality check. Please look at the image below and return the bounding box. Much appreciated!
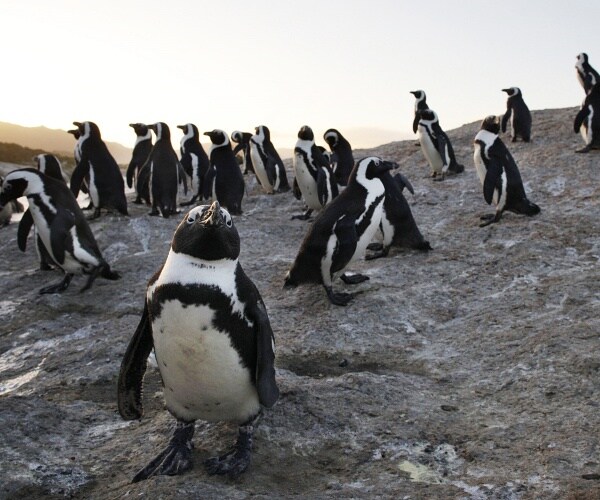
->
[1,52,599,484]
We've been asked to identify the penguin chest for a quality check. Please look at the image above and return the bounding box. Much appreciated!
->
[250,145,274,193]
[88,163,100,205]
[380,206,395,247]
[473,144,487,186]
[294,156,320,209]
[418,130,443,173]
[151,300,259,423]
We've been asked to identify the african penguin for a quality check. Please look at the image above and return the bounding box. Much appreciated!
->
[249,125,290,194]
[292,125,338,220]
[178,123,210,206]
[126,123,153,205]
[203,130,245,215]
[70,121,128,218]
[145,122,187,218]
[575,52,600,94]
[574,81,600,153]
[410,90,430,134]
[416,109,464,180]
[323,128,354,187]
[0,168,120,293]
[284,156,394,306]
[501,87,532,142]
[473,116,540,227]
[231,131,254,176]
[366,171,431,259]
[67,126,92,207]
[117,201,278,482]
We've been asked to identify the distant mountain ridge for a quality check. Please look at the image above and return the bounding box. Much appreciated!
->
[0,121,132,164]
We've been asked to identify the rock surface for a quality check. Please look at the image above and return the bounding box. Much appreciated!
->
[0,108,599,499]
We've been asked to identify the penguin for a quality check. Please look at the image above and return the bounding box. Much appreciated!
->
[323,128,354,186]
[284,157,395,306]
[203,130,245,215]
[500,87,532,142]
[231,131,254,175]
[249,125,290,194]
[117,201,278,482]
[144,122,185,218]
[410,90,430,134]
[575,52,600,94]
[292,125,339,220]
[416,109,465,181]
[473,116,541,227]
[126,123,153,205]
[0,168,120,293]
[177,123,210,206]
[67,127,92,207]
[366,171,432,259]
[70,121,128,218]
[574,81,600,153]
[0,176,23,226]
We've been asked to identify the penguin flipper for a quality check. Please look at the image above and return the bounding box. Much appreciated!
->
[501,109,511,133]
[483,159,503,206]
[70,161,90,198]
[331,214,358,275]
[126,161,137,189]
[249,298,279,408]
[17,209,34,252]
[292,177,302,200]
[412,114,420,134]
[118,301,154,420]
[393,172,414,195]
[178,162,188,195]
[265,157,278,187]
[317,167,335,207]
[574,106,589,133]
[50,209,76,265]
[202,166,216,201]
[231,142,244,156]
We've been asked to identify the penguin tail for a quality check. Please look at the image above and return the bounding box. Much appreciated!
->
[511,199,541,216]
[283,271,298,288]
[414,240,433,251]
[101,263,121,281]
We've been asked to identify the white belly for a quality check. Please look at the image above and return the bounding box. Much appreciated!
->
[473,145,487,185]
[88,163,99,206]
[152,300,259,423]
[380,207,394,247]
[294,155,321,210]
[250,145,274,193]
[418,132,444,174]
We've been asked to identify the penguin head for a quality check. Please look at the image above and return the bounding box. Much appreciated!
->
[297,125,314,141]
[480,115,500,135]
[576,52,589,64]
[350,157,397,186]
[149,122,171,141]
[76,121,101,139]
[502,87,520,97]
[130,123,150,136]
[254,125,270,140]
[171,201,240,261]
[230,130,244,143]
[204,129,230,147]
[323,129,340,148]
[410,90,426,101]
[0,168,41,210]
[177,123,198,137]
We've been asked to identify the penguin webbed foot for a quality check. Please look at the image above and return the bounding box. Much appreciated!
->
[324,286,354,306]
[205,416,257,478]
[367,242,383,252]
[340,273,369,285]
[365,247,389,260]
[479,213,501,227]
[86,208,102,220]
[132,421,195,483]
[576,145,592,153]
[291,209,313,221]
[39,273,73,294]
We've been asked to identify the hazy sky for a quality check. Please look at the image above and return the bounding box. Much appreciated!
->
[2,1,600,151]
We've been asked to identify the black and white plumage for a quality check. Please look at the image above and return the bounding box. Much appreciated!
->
[323,128,354,187]
[501,87,532,142]
[231,131,254,175]
[416,109,464,180]
[178,123,210,206]
[284,157,394,306]
[70,121,128,219]
[126,123,153,205]
[410,90,430,134]
[145,122,186,218]
[0,176,24,226]
[574,82,600,153]
[473,116,540,227]
[0,168,120,293]
[292,125,338,220]
[366,171,431,260]
[203,130,245,215]
[117,201,278,482]
[575,52,600,95]
[249,125,290,194]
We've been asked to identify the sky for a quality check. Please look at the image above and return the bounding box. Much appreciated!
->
[2,1,600,152]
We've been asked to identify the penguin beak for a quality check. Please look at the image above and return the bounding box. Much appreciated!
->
[177,125,185,131]
[201,201,224,227]
[501,88,510,93]
[409,91,417,96]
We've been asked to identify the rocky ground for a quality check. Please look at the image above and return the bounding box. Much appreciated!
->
[0,107,598,499]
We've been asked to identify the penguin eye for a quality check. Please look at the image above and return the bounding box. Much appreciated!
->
[225,213,232,228]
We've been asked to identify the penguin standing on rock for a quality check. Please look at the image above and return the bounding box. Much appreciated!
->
[473,116,540,227]
[410,90,429,134]
[366,171,431,260]
[416,109,464,180]
[501,87,531,142]
[575,52,600,94]
[70,121,128,218]
[0,168,120,293]
[284,157,395,306]
[117,201,278,482]
[250,125,290,194]
[178,123,210,206]
[126,123,153,205]
[323,128,354,187]
[292,125,338,220]
[574,82,600,153]
[203,130,245,215]
[231,131,254,175]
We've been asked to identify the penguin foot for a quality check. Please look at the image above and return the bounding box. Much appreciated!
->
[133,197,143,205]
[291,209,313,221]
[340,273,369,285]
[132,421,195,483]
[367,242,383,252]
[148,209,160,216]
[576,145,592,153]
[39,274,73,294]
[205,416,257,478]
[479,213,500,227]
[432,173,446,182]
[325,286,354,306]
[365,248,389,260]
